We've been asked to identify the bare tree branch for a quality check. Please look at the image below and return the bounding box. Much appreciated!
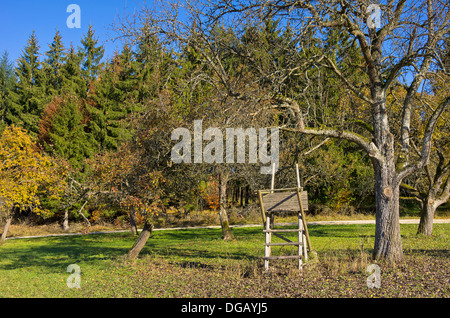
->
[397,96,450,181]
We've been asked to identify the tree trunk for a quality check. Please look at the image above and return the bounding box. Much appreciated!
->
[371,87,403,263]
[219,172,233,240]
[417,197,436,235]
[1,206,17,242]
[1,215,12,242]
[373,176,403,262]
[372,133,404,263]
[62,208,69,231]
[417,157,450,236]
[126,220,153,260]
[129,209,138,235]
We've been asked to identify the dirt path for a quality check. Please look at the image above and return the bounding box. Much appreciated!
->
[5,218,449,240]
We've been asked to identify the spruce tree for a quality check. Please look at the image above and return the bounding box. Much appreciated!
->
[0,51,16,131]
[39,95,93,170]
[78,24,105,82]
[134,34,168,102]
[86,45,140,151]
[39,43,94,172]
[61,44,86,97]
[0,51,15,93]
[6,31,47,134]
[43,29,65,96]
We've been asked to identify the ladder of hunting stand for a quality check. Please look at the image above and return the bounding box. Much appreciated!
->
[257,164,311,270]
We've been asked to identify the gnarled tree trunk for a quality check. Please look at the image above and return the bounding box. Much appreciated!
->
[126,220,154,260]
[371,86,404,263]
[373,162,403,262]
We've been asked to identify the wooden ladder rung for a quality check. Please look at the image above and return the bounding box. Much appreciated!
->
[265,242,301,246]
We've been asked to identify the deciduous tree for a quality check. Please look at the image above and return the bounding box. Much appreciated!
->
[0,125,63,241]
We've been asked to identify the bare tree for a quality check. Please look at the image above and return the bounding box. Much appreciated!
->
[401,96,450,235]
[201,0,449,263]
[402,147,450,235]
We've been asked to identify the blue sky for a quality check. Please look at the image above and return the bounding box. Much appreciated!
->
[0,0,146,65]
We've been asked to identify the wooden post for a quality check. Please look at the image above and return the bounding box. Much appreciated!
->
[257,190,266,224]
[296,164,307,263]
[264,215,271,271]
[298,212,303,269]
[303,234,308,262]
[270,163,276,229]
[296,163,301,189]
[296,188,312,251]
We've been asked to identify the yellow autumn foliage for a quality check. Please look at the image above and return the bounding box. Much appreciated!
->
[0,125,64,217]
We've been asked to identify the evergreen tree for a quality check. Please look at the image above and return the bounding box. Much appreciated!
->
[39,41,93,172]
[78,24,105,82]
[43,29,65,96]
[0,51,16,92]
[6,31,47,134]
[0,51,16,131]
[133,33,175,102]
[61,44,86,97]
[38,95,94,170]
[86,45,140,151]
[116,44,139,99]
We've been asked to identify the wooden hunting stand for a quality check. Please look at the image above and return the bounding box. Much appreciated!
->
[257,164,311,270]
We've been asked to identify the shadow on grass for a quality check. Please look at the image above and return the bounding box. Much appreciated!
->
[406,249,450,258]
[0,228,261,272]
[153,226,262,241]
[152,228,226,241]
[147,228,261,262]
[0,233,134,271]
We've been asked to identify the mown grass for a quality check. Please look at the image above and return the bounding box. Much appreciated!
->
[0,223,448,298]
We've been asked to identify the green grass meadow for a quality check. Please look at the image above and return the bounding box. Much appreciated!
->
[0,223,448,298]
